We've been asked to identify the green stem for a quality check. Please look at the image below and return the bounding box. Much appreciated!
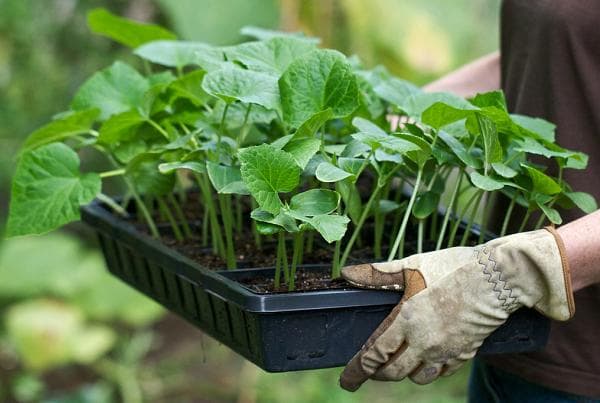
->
[97,193,129,217]
[217,103,230,156]
[168,193,192,238]
[339,184,383,268]
[196,174,225,258]
[306,231,314,254]
[235,195,243,232]
[237,104,253,147]
[288,232,304,291]
[279,232,289,284]
[436,170,463,250]
[500,194,517,237]
[148,119,171,141]
[99,168,126,178]
[219,194,237,269]
[460,191,484,246]
[417,219,424,253]
[251,199,262,249]
[202,204,209,246]
[447,188,480,248]
[390,179,405,239]
[126,180,159,238]
[275,232,282,289]
[518,208,533,232]
[477,192,489,243]
[388,168,424,261]
[157,197,183,242]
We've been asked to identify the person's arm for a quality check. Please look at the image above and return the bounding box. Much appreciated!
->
[558,209,600,291]
[423,51,500,97]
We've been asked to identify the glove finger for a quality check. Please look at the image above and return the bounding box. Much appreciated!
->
[440,356,470,378]
[409,362,444,385]
[340,303,408,391]
[370,345,421,381]
[341,255,421,290]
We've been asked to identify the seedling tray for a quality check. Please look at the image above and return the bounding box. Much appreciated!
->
[81,201,550,372]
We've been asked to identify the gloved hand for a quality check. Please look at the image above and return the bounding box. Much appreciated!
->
[339,227,574,392]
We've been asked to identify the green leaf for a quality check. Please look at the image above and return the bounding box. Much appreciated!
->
[511,114,555,143]
[476,113,502,168]
[338,157,366,176]
[469,172,505,191]
[470,91,507,111]
[372,76,420,107]
[537,203,562,225]
[6,143,101,237]
[290,213,350,243]
[279,49,359,127]
[283,138,321,169]
[295,108,334,138]
[315,161,353,182]
[97,110,146,144]
[206,162,249,195]
[22,109,100,152]
[403,91,472,117]
[289,189,339,216]
[250,209,298,232]
[336,180,362,224]
[87,8,176,48]
[491,162,518,178]
[240,26,320,43]
[565,152,588,170]
[168,70,211,105]
[564,191,597,214]
[202,63,280,111]
[395,133,432,167]
[224,37,317,77]
[522,164,562,195]
[134,40,225,71]
[127,154,175,196]
[239,144,301,214]
[158,161,206,174]
[412,191,440,219]
[437,130,480,169]
[352,117,420,154]
[71,61,149,120]
[421,102,474,129]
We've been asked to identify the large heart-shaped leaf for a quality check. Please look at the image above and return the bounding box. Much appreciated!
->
[71,61,149,120]
[279,49,359,127]
[87,8,176,48]
[202,63,280,111]
[239,144,301,214]
[6,143,101,237]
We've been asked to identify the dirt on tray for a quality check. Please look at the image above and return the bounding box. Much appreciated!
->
[239,268,351,293]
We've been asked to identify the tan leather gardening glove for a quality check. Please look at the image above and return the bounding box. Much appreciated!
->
[339,228,574,392]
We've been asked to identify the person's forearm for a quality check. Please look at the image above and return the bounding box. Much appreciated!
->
[557,210,600,291]
[423,51,500,97]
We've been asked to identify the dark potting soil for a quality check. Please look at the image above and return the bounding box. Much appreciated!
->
[241,268,350,294]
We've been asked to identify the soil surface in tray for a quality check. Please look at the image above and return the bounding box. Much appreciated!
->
[238,268,351,293]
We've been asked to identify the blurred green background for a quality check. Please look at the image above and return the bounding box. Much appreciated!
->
[0,0,499,401]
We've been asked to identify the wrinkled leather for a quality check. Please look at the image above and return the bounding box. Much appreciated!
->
[339,228,574,392]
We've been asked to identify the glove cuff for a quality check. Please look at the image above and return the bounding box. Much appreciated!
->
[544,226,575,319]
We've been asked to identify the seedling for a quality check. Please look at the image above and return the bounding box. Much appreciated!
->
[6,9,596,294]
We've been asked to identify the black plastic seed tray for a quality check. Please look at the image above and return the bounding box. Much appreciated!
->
[81,201,550,372]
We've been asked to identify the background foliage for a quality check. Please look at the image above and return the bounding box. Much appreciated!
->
[0,0,499,401]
